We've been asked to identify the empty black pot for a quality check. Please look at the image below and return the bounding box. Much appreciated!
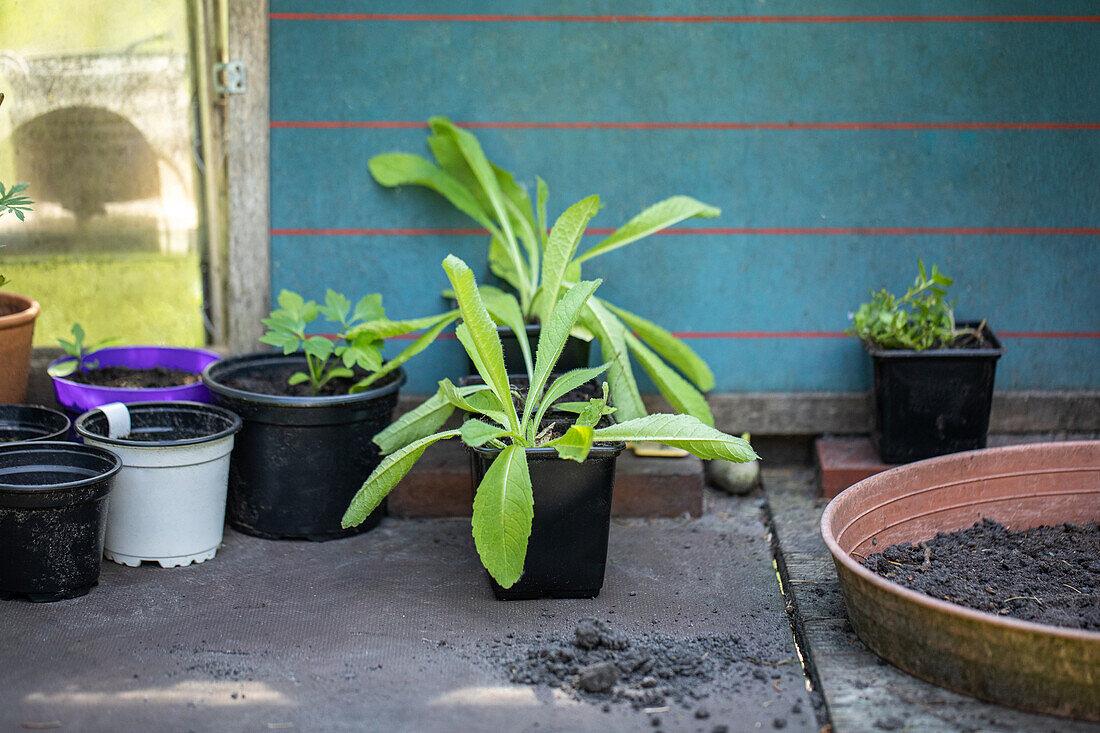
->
[202,352,405,541]
[0,404,71,443]
[0,441,121,601]
[469,440,624,600]
[869,322,1004,463]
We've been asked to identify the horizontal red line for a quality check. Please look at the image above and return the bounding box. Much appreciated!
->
[387,330,1098,341]
[271,120,1100,131]
[271,13,1100,24]
[271,227,1100,237]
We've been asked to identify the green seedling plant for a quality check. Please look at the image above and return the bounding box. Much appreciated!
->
[46,323,122,377]
[259,289,459,396]
[0,181,33,289]
[849,261,982,351]
[341,254,758,589]
[369,117,719,426]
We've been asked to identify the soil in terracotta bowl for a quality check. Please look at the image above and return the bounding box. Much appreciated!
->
[862,518,1099,631]
[220,363,400,397]
[66,366,200,389]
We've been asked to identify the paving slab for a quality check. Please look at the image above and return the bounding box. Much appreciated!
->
[765,466,1100,733]
[1,490,815,732]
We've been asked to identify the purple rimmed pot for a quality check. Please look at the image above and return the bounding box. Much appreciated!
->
[49,346,222,424]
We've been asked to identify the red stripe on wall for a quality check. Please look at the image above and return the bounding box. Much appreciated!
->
[386,330,1099,341]
[271,120,1100,131]
[271,227,1100,237]
[270,13,1100,24]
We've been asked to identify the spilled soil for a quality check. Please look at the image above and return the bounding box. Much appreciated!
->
[66,366,199,389]
[863,518,1100,630]
[485,617,800,717]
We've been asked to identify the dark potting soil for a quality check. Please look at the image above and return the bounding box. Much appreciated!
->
[66,366,199,389]
[862,518,1100,631]
[221,363,399,397]
[491,617,783,710]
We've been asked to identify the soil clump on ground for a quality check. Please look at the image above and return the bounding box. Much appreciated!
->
[862,518,1099,630]
[492,617,785,711]
[66,365,199,389]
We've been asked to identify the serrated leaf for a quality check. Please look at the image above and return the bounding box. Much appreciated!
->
[489,235,525,293]
[592,414,758,462]
[302,336,334,361]
[603,300,715,392]
[348,311,458,341]
[437,378,511,427]
[352,313,458,391]
[581,299,646,422]
[259,331,301,354]
[530,363,610,435]
[471,444,533,588]
[481,288,533,379]
[374,387,484,454]
[320,289,352,324]
[624,332,714,426]
[342,430,460,527]
[277,289,306,313]
[353,293,385,323]
[539,195,601,325]
[574,196,720,265]
[548,424,594,462]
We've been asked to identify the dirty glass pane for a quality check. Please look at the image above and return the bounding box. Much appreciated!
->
[0,0,206,346]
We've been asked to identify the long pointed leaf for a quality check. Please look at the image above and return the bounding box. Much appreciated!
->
[538,195,601,324]
[444,255,517,431]
[591,415,758,462]
[602,300,715,392]
[374,384,490,454]
[471,444,533,588]
[352,314,458,391]
[624,332,715,426]
[368,153,502,238]
[481,289,533,379]
[581,299,646,422]
[573,196,720,265]
[438,378,512,427]
[460,419,519,448]
[347,310,458,341]
[342,429,460,527]
[525,280,602,429]
[531,363,610,435]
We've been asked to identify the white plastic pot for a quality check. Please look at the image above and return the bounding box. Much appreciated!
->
[76,401,241,567]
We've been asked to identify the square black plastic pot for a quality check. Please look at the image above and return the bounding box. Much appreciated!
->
[868,322,1004,463]
[468,441,624,600]
[202,352,404,541]
[465,323,591,376]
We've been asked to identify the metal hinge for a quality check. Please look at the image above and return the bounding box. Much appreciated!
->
[214,61,246,94]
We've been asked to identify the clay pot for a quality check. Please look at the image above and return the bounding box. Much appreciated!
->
[0,292,40,403]
[821,441,1100,721]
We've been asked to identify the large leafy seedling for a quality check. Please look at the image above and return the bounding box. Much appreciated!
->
[369,117,720,425]
[342,254,757,589]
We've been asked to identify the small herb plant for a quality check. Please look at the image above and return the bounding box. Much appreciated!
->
[849,261,982,351]
[369,117,719,425]
[341,255,757,589]
[259,289,459,396]
[0,181,33,289]
[47,323,122,377]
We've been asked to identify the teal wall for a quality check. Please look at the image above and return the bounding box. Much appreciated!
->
[268,2,1100,394]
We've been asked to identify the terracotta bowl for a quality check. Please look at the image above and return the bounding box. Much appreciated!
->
[821,441,1100,721]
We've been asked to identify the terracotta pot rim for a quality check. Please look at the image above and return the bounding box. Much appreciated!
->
[0,292,40,329]
[821,440,1100,643]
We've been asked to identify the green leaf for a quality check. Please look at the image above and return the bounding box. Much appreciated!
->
[547,424,594,462]
[525,280,602,429]
[353,293,385,323]
[351,313,458,391]
[580,299,646,422]
[624,332,715,426]
[368,152,502,238]
[538,195,601,325]
[536,176,549,247]
[288,372,310,386]
[602,300,715,392]
[443,255,516,430]
[471,444,533,588]
[320,289,352,325]
[437,377,512,427]
[374,387,487,454]
[460,418,515,448]
[591,414,758,462]
[47,360,78,377]
[481,288,533,379]
[488,235,525,294]
[574,196,720,265]
[277,289,306,313]
[302,336,334,361]
[56,338,79,357]
[342,430,461,527]
[347,310,458,341]
[530,363,610,435]
[259,330,302,354]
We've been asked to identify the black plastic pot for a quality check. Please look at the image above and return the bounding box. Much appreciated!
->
[467,323,591,376]
[0,404,70,443]
[202,352,405,541]
[469,440,625,600]
[868,322,1004,463]
[0,441,121,601]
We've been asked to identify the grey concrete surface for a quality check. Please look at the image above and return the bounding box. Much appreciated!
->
[2,491,816,732]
